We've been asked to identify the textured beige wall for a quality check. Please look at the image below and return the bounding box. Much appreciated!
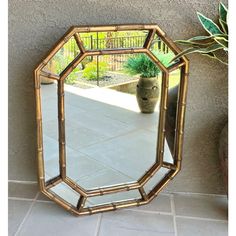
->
[9,0,228,194]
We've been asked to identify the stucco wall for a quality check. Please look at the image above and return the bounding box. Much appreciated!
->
[9,0,228,194]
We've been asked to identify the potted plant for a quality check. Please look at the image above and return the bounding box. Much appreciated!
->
[172,2,228,193]
[171,2,228,65]
[124,52,172,113]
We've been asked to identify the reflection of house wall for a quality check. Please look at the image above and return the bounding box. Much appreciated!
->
[9,0,227,194]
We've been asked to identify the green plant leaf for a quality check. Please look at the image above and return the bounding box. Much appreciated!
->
[170,43,224,62]
[214,36,228,48]
[185,35,216,41]
[170,47,199,62]
[202,52,228,65]
[219,19,228,34]
[219,2,228,22]
[175,39,215,46]
[197,12,223,35]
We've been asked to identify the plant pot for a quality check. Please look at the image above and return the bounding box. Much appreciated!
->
[136,77,159,113]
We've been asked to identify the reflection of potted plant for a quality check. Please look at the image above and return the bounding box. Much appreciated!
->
[124,53,172,113]
[172,2,228,193]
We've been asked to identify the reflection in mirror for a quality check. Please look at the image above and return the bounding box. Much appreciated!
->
[42,36,80,75]
[62,52,164,191]
[86,190,140,207]
[50,182,81,207]
[40,80,59,182]
[164,69,181,163]
[39,29,182,205]
[144,167,170,193]
[79,30,149,50]
[150,33,176,65]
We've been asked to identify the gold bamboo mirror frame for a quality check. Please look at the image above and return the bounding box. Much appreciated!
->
[34,24,189,216]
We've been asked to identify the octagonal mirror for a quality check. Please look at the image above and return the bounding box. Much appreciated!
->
[34,24,189,216]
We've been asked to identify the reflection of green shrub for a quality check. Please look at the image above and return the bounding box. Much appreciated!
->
[82,61,108,80]
[124,52,174,78]
[65,67,80,85]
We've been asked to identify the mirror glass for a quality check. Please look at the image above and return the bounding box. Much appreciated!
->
[164,69,181,163]
[79,30,149,50]
[42,36,80,75]
[40,29,180,205]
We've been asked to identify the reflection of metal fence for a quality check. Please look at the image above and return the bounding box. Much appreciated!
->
[81,36,146,49]
[80,35,169,71]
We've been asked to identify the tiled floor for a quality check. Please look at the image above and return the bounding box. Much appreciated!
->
[9,84,228,235]
[8,182,228,236]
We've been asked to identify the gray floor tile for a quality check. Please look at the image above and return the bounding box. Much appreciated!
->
[176,217,228,236]
[36,192,52,202]
[8,182,38,199]
[174,194,228,220]
[99,210,175,236]
[133,194,172,213]
[17,202,100,236]
[8,199,33,236]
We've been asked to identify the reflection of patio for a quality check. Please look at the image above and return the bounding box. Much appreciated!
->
[41,83,172,196]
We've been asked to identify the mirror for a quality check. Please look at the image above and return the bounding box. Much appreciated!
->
[35,25,189,215]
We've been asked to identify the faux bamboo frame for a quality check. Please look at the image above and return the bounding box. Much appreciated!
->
[34,24,189,216]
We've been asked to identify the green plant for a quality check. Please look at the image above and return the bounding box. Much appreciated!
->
[82,61,108,80]
[124,52,173,78]
[65,67,80,85]
[172,2,228,65]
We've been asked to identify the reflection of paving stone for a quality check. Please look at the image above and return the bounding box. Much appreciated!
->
[79,129,158,180]
[76,167,134,190]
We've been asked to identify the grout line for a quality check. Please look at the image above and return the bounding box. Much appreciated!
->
[8,197,35,202]
[34,199,54,204]
[14,192,40,236]
[163,190,227,198]
[171,194,178,236]
[95,214,103,236]
[123,208,173,216]
[8,180,38,184]
[175,215,228,223]
[78,127,143,150]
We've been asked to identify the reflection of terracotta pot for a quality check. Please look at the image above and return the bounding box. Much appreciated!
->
[136,77,159,113]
